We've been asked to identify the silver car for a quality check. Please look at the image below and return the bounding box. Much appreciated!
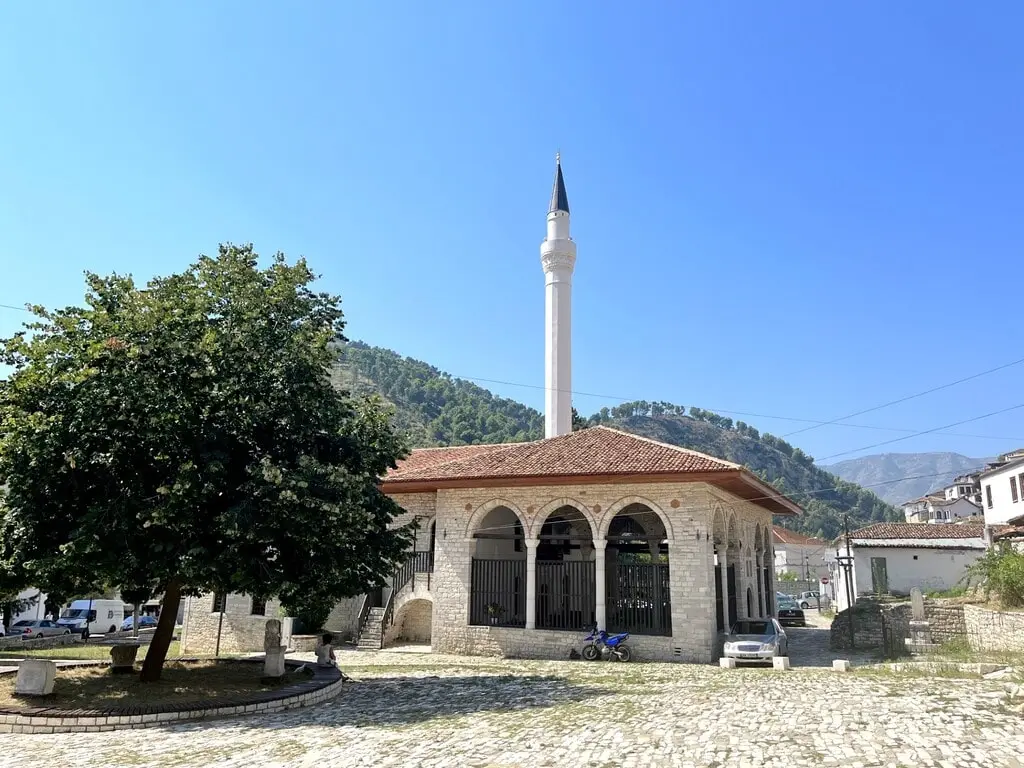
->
[796,591,821,609]
[11,619,72,639]
[723,618,789,663]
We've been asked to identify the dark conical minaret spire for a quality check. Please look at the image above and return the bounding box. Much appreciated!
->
[548,153,570,214]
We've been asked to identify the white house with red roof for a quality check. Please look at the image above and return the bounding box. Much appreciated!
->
[831,523,993,610]
[180,158,803,663]
[772,526,829,579]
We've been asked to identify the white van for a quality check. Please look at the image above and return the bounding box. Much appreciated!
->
[56,599,125,637]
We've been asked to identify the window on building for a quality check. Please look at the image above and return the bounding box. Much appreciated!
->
[250,597,266,616]
[1012,476,1019,504]
[986,485,993,509]
[211,593,227,613]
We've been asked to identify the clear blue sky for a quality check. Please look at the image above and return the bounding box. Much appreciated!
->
[2,2,1022,466]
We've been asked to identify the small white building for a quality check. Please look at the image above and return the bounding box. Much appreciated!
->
[943,473,982,505]
[772,526,829,579]
[980,452,1024,526]
[902,494,981,524]
[832,523,989,610]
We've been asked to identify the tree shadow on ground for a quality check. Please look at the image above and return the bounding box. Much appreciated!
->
[176,673,609,732]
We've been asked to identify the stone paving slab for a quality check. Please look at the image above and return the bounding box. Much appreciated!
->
[2,649,1023,767]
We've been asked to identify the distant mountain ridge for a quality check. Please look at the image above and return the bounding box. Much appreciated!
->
[332,341,898,539]
[823,452,991,506]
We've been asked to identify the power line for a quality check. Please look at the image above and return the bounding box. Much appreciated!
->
[459,462,995,537]
[339,367,1024,444]
[9,301,1024,444]
[817,403,1024,462]
[782,356,1024,439]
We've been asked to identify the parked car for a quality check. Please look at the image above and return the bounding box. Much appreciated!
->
[796,591,821,609]
[775,596,806,627]
[120,614,159,631]
[723,618,789,663]
[12,619,72,639]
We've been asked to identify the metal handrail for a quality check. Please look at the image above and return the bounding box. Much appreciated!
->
[378,551,433,645]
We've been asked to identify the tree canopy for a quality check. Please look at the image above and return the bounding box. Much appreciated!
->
[0,245,413,680]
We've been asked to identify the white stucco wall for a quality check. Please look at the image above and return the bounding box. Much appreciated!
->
[851,545,984,596]
[982,460,1024,525]
[774,543,828,578]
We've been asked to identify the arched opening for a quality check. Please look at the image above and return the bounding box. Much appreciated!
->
[726,516,739,628]
[386,598,432,647]
[469,505,526,627]
[713,511,727,632]
[754,525,766,618]
[536,505,596,631]
[746,586,753,618]
[605,503,671,636]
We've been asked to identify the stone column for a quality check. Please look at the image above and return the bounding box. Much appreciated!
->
[757,555,766,618]
[525,537,539,630]
[719,546,729,633]
[594,539,607,630]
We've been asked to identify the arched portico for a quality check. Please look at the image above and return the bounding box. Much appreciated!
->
[468,503,527,627]
[604,502,671,636]
[534,503,597,631]
[712,508,740,633]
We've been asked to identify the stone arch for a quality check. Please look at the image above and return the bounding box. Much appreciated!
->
[599,495,673,541]
[466,498,527,539]
[712,504,728,545]
[385,597,432,647]
[726,512,739,549]
[530,498,598,540]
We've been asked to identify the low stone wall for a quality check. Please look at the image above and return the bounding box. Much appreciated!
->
[964,605,1024,653]
[830,598,966,653]
[0,659,343,734]
[0,633,83,653]
[434,625,687,663]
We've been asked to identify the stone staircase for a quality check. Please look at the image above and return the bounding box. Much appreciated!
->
[357,607,386,651]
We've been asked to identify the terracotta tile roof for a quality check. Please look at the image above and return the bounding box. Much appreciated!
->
[848,523,989,540]
[994,525,1024,540]
[391,444,515,475]
[386,426,740,483]
[772,526,826,546]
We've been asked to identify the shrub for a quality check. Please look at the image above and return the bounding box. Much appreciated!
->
[968,545,1024,608]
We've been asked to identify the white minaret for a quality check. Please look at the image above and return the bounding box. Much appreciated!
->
[540,154,577,439]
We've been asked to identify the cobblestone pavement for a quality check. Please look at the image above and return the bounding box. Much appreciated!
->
[5,646,1024,767]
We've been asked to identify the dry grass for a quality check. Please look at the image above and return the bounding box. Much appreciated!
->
[0,659,289,711]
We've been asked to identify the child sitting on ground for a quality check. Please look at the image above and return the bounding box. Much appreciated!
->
[315,632,337,668]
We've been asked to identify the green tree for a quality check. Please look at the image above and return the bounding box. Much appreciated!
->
[0,245,413,681]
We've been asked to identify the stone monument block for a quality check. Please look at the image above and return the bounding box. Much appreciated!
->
[772,656,791,671]
[910,587,925,621]
[15,659,57,696]
[833,659,852,672]
[109,643,140,674]
[719,657,736,669]
[263,618,287,680]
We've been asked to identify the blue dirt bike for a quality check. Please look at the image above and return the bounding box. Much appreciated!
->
[581,626,632,662]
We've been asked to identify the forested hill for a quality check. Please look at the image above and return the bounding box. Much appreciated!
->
[333,342,898,539]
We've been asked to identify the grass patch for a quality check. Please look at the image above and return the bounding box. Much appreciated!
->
[0,659,289,711]
[6,641,182,661]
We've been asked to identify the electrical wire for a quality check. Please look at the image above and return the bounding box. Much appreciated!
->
[425,462,997,538]
[781,356,1024,439]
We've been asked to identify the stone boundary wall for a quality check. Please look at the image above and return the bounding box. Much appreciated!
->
[964,604,1024,653]
[0,634,83,653]
[830,598,966,652]
[0,659,343,734]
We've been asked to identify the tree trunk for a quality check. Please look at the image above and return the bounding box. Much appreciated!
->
[132,606,140,640]
[139,578,181,683]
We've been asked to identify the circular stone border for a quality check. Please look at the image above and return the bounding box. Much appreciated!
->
[0,657,343,734]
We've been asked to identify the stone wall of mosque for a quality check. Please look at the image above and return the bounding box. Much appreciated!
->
[424,480,775,663]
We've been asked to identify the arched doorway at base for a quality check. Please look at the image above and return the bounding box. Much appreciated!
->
[384,598,433,647]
